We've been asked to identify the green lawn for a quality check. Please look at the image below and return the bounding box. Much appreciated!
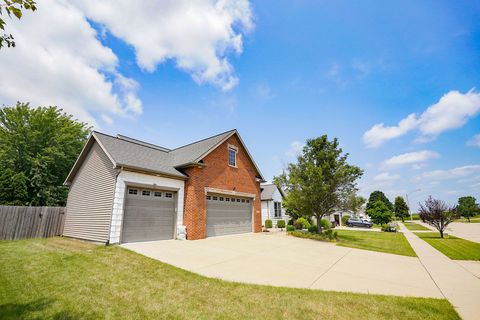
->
[0,238,459,320]
[403,222,431,231]
[454,215,480,223]
[414,232,480,260]
[335,230,417,257]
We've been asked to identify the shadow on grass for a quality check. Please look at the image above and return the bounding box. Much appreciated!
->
[0,299,83,320]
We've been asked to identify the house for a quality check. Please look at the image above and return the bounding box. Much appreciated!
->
[63,129,265,244]
[260,183,289,226]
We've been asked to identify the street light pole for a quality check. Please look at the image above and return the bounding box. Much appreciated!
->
[405,189,421,221]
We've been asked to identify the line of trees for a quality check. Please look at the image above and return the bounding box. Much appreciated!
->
[0,102,90,206]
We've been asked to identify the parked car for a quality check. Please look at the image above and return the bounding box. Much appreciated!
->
[346,217,373,228]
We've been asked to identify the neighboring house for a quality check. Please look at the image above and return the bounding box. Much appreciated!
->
[260,183,289,226]
[63,129,265,244]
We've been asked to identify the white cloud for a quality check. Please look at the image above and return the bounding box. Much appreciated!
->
[285,141,304,157]
[418,165,480,181]
[383,150,440,168]
[0,0,141,125]
[363,114,418,148]
[373,172,400,182]
[417,89,480,139]
[74,0,254,91]
[363,90,480,148]
[467,134,480,147]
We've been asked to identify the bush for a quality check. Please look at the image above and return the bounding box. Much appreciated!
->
[342,214,350,226]
[276,220,285,229]
[286,225,295,232]
[295,217,311,229]
[288,230,337,242]
[265,219,272,229]
[308,225,318,233]
[411,214,420,220]
[381,223,397,232]
[320,218,331,230]
[288,219,294,225]
[323,229,338,240]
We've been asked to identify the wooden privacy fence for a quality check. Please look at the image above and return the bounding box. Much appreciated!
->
[0,206,66,240]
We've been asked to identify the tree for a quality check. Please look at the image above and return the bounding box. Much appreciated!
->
[0,0,36,49]
[274,135,363,233]
[367,200,393,225]
[418,197,457,238]
[0,102,90,206]
[340,191,366,215]
[394,196,409,222]
[457,196,479,222]
[366,190,393,212]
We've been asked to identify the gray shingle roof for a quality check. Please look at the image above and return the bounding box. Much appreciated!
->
[94,132,185,178]
[66,129,265,183]
[170,130,235,166]
[261,184,278,200]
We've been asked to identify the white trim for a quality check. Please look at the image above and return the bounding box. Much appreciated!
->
[109,170,185,244]
[204,187,256,200]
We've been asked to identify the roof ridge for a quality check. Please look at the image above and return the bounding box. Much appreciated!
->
[93,131,170,153]
[170,129,236,151]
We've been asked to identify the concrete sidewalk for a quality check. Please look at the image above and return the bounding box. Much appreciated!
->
[399,223,480,319]
[123,232,442,298]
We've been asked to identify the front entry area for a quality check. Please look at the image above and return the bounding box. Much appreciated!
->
[121,187,176,243]
[206,194,252,237]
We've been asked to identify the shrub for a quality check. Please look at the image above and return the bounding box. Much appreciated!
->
[288,219,294,225]
[288,230,337,242]
[308,225,317,233]
[265,219,272,229]
[276,220,285,229]
[286,225,295,232]
[381,223,397,232]
[411,214,420,220]
[295,217,311,229]
[320,218,331,230]
[323,229,338,240]
[341,214,350,226]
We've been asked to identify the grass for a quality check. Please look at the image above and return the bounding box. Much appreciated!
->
[414,232,480,260]
[335,230,417,257]
[290,229,417,257]
[0,238,459,320]
[403,222,431,231]
[454,215,480,223]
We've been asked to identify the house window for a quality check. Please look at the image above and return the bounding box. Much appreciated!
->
[228,147,237,167]
[165,192,173,198]
[274,202,282,217]
[154,192,162,197]
[128,188,138,195]
[142,190,151,196]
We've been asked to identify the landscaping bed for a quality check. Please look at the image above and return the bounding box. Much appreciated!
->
[414,232,480,260]
[0,237,458,319]
[289,229,417,257]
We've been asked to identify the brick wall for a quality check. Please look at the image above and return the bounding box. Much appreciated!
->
[183,134,262,239]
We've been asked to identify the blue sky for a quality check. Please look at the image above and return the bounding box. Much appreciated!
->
[1,0,479,209]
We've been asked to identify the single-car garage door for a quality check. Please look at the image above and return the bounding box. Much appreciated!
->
[121,187,176,243]
[206,194,252,237]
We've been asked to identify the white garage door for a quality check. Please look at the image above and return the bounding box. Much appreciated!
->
[206,194,252,237]
[121,187,176,243]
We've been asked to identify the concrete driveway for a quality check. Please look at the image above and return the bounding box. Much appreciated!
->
[122,232,442,298]
[446,222,480,243]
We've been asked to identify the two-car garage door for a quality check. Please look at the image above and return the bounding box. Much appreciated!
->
[206,194,252,237]
[121,187,176,243]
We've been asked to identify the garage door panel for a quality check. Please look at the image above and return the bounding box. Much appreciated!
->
[206,195,252,237]
[121,188,176,243]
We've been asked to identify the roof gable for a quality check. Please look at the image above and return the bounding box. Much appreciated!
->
[261,183,285,200]
[65,129,265,184]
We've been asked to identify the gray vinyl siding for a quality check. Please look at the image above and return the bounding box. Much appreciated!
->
[63,141,117,243]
